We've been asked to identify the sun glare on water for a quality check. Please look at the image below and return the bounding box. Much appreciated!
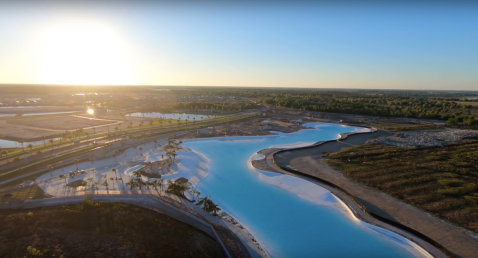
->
[36,19,136,85]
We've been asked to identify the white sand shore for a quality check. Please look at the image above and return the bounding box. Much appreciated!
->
[36,138,209,198]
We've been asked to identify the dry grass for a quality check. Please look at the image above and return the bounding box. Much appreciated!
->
[0,202,225,258]
[325,139,478,233]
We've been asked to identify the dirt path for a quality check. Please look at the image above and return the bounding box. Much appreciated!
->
[269,131,478,258]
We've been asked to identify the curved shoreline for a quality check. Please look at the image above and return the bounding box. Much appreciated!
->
[254,126,450,257]
[268,159,447,258]
[187,124,446,257]
[252,124,475,258]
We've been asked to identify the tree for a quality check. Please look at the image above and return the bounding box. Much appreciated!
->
[166,179,189,197]
[159,178,164,192]
[27,144,33,156]
[19,140,24,151]
[133,170,142,178]
[59,174,67,184]
[190,189,201,202]
[166,149,177,163]
[463,116,476,126]
[139,147,143,156]
[74,159,79,171]
[2,150,9,162]
[49,139,54,150]
[112,168,118,180]
[102,179,109,189]
[197,196,220,216]
[446,117,457,126]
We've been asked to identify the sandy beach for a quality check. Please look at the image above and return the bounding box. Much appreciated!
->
[31,136,268,258]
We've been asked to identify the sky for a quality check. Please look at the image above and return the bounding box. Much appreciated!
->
[0,0,477,90]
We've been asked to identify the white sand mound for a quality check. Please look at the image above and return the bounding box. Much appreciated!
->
[36,138,209,197]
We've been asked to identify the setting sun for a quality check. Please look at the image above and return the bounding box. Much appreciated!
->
[35,19,136,85]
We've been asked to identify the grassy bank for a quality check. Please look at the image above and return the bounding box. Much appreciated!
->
[0,202,225,258]
[324,139,478,233]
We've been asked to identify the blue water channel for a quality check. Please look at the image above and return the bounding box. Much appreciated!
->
[183,123,427,258]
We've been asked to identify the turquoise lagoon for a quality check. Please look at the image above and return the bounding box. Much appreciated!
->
[182,123,430,258]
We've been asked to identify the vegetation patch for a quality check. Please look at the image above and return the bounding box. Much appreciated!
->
[325,139,478,233]
[66,179,87,188]
[0,202,225,258]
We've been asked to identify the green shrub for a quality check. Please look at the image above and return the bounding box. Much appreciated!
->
[464,194,478,204]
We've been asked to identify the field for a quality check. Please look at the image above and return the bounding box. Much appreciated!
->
[367,122,443,132]
[457,101,478,106]
[0,202,225,258]
[324,139,478,233]
[7,115,119,130]
[0,114,153,141]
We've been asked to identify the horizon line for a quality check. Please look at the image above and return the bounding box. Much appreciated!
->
[0,83,477,92]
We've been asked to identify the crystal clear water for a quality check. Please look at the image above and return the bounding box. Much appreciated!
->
[183,123,428,258]
[127,112,214,120]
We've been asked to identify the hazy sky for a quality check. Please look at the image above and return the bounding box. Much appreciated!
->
[0,1,477,90]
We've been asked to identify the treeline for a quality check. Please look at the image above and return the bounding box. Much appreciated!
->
[174,101,255,111]
[258,92,476,123]
[168,88,478,124]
